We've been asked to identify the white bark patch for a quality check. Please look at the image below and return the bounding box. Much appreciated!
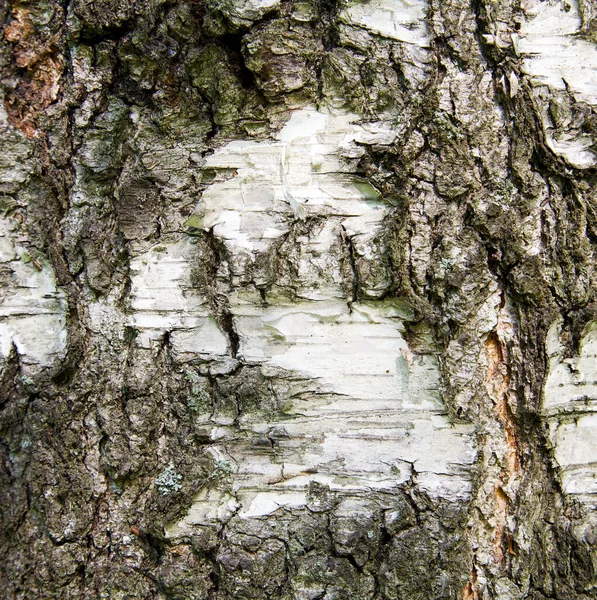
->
[0,218,67,368]
[128,241,229,356]
[225,0,280,21]
[544,320,597,502]
[517,0,597,168]
[163,108,476,535]
[338,0,430,47]
[234,300,438,407]
[194,109,386,292]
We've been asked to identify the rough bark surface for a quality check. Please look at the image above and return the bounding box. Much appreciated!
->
[1,0,597,598]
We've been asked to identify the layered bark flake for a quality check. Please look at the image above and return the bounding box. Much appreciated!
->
[1,0,597,599]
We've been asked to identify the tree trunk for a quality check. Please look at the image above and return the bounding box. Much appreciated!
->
[1,0,597,598]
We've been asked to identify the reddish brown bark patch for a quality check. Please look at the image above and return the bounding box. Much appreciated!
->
[485,327,523,567]
[461,566,480,600]
[485,331,520,476]
[3,5,64,137]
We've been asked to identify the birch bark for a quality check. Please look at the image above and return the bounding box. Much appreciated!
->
[1,0,597,598]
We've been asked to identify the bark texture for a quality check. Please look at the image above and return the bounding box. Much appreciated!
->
[1,0,597,598]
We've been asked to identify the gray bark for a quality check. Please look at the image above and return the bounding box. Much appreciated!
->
[1,0,597,598]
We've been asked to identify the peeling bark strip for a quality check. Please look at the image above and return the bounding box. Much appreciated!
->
[2,0,597,598]
[485,327,520,568]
